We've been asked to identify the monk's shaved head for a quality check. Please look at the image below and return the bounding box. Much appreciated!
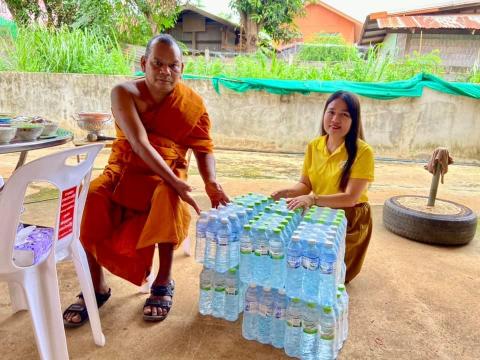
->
[145,34,182,59]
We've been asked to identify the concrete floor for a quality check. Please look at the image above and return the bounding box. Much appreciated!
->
[0,146,479,359]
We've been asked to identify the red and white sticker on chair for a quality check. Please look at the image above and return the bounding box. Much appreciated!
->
[59,186,77,240]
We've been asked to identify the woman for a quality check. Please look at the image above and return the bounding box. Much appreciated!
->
[271,91,374,283]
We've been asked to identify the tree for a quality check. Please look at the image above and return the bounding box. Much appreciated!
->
[3,1,42,26]
[230,0,305,52]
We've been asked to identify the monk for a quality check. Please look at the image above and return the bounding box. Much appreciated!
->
[63,34,229,325]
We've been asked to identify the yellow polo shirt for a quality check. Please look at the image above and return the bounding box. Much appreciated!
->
[302,135,374,203]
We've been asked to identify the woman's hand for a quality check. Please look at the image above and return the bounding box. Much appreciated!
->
[271,189,290,201]
[173,179,201,215]
[205,181,230,208]
[286,194,315,212]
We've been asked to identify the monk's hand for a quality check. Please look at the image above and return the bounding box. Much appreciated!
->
[271,189,290,201]
[174,180,200,215]
[205,181,229,208]
[286,194,315,213]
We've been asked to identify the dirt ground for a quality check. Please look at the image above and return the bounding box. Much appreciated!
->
[0,146,479,359]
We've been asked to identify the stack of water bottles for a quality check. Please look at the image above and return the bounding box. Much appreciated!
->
[195,193,350,359]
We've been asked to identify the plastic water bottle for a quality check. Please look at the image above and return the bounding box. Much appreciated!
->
[198,267,214,315]
[301,302,319,360]
[269,228,286,289]
[257,287,274,344]
[215,217,231,273]
[253,226,270,286]
[302,239,321,302]
[229,213,241,268]
[212,271,226,318]
[239,224,253,283]
[338,284,349,343]
[286,236,303,299]
[271,288,288,349]
[284,297,303,358]
[334,292,343,354]
[204,214,219,269]
[238,281,247,315]
[242,283,258,341]
[195,211,209,263]
[318,306,336,360]
[319,241,337,306]
[224,268,239,321]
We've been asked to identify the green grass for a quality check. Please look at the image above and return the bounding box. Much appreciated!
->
[0,26,133,75]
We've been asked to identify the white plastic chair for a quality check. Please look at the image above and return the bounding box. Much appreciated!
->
[0,144,104,360]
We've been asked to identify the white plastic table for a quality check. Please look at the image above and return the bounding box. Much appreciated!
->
[0,129,73,170]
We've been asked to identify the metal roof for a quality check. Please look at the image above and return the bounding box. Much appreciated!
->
[377,14,480,30]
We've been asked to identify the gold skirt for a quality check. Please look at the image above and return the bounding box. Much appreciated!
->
[343,202,373,283]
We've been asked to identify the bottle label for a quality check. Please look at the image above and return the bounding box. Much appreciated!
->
[254,245,269,256]
[320,261,335,274]
[270,252,284,260]
[303,326,318,335]
[286,317,301,327]
[274,308,286,320]
[218,236,229,246]
[240,245,253,254]
[302,256,319,271]
[287,255,301,268]
[259,304,273,317]
[245,301,257,313]
[320,325,334,340]
[225,286,238,296]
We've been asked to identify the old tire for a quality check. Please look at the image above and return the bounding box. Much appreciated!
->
[383,195,477,246]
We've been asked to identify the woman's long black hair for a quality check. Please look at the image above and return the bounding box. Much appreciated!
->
[321,91,365,191]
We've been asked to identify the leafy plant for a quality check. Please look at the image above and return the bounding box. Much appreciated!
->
[296,33,359,62]
[0,26,133,75]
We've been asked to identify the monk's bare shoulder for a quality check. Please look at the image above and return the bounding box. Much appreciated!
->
[111,79,144,99]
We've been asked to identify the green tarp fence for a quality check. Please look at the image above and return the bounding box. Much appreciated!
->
[0,17,18,38]
[135,71,480,100]
[186,73,480,100]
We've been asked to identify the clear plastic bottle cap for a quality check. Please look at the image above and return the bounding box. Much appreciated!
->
[278,288,286,295]
[221,217,229,224]
[307,238,316,245]
[263,287,271,292]
[249,282,257,288]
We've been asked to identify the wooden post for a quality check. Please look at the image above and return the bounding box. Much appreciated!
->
[427,162,441,206]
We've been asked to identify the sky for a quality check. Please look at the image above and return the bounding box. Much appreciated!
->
[202,0,473,22]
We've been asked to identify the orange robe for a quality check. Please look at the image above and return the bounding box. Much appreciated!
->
[80,82,213,286]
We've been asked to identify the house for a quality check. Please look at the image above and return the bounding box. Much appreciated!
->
[294,1,363,44]
[358,2,480,69]
[167,5,239,52]
[0,1,11,20]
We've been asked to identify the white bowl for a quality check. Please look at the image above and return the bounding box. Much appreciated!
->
[0,127,16,144]
[15,125,44,141]
[41,122,59,137]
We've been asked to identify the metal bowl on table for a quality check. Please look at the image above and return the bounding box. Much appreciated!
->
[74,112,113,141]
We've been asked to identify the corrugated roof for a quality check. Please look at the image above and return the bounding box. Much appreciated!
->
[377,14,480,30]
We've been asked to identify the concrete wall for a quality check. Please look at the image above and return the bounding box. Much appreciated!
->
[0,72,479,161]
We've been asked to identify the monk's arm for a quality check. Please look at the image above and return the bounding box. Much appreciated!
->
[194,151,229,207]
[111,84,200,213]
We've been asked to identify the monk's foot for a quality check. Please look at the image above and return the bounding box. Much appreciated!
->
[63,287,111,327]
[143,280,175,322]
